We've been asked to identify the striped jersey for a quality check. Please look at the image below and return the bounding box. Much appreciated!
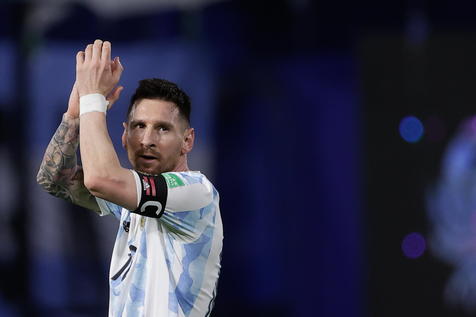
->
[96,170,223,317]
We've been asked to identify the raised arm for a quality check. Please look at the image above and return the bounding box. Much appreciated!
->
[37,84,100,213]
[76,40,137,210]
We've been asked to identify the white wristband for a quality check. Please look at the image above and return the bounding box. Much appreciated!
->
[79,93,109,116]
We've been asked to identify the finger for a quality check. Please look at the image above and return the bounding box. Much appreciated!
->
[110,56,119,72]
[112,56,124,81]
[111,86,124,102]
[85,44,93,61]
[92,39,103,63]
[101,41,111,65]
[76,51,85,67]
[107,86,124,109]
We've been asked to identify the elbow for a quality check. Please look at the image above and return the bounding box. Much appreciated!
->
[36,169,43,185]
[36,169,54,193]
[83,175,103,196]
[84,174,118,198]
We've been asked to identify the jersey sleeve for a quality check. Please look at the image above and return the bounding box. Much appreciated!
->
[130,170,213,218]
[130,170,168,218]
[95,197,123,220]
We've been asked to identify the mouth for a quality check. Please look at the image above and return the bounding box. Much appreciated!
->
[138,154,158,162]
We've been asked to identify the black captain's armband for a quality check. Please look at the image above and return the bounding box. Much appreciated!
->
[131,172,168,218]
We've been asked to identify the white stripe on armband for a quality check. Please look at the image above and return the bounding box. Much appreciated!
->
[79,93,110,116]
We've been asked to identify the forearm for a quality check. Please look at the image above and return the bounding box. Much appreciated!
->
[75,41,135,209]
[37,106,100,212]
[37,113,80,196]
[79,111,136,210]
[79,112,123,185]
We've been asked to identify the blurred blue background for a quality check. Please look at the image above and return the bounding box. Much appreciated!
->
[3,0,476,316]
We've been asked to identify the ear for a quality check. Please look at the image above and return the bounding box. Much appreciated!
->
[122,122,128,149]
[182,128,195,155]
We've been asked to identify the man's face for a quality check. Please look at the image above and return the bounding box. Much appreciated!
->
[122,98,192,175]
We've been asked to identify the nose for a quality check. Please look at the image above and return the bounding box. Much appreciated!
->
[140,127,157,148]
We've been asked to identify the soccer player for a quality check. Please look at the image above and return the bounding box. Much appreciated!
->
[37,39,223,316]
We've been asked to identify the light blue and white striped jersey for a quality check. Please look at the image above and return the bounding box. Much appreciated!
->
[96,170,223,317]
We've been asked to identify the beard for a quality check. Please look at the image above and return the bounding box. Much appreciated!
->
[125,143,182,175]
[134,158,162,175]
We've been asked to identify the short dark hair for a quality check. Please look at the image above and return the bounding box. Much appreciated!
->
[127,78,191,126]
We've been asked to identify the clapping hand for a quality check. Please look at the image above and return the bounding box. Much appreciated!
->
[76,39,123,97]
[66,40,124,118]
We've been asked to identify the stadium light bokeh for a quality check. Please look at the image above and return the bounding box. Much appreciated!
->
[402,232,426,259]
[399,115,424,143]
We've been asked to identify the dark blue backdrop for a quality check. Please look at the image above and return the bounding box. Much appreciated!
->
[0,1,366,316]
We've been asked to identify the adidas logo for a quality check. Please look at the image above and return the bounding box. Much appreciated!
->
[142,179,150,190]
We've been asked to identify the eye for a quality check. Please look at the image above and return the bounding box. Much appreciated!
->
[158,126,169,132]
[134,122,145,129]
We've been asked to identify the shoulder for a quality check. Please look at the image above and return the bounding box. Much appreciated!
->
[163,171,212,185]
[167,171,217,196]
[162,171,217,212]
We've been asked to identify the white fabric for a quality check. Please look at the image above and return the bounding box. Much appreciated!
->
[96,171,223,316]
[131,169,141,208]
[79,93,108,116]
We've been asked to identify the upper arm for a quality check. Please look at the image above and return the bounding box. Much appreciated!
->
[132,172,213,218]
[84,167,138,211]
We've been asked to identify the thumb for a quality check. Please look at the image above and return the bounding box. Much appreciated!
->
[107,86,124,110]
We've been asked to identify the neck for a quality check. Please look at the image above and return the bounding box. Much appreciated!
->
[171,155,189,172]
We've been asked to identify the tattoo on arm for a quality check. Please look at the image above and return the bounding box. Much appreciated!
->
[37,114,100,213]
